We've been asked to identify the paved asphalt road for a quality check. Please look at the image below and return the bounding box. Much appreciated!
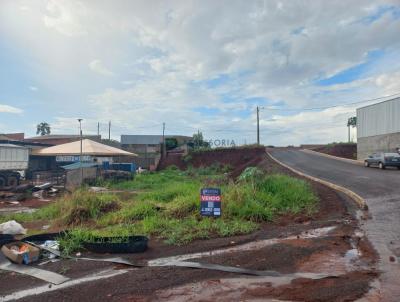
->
[269,149,400,301]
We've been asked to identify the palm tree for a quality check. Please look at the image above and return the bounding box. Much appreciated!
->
[36,122,51,136]
[347,117,357,142]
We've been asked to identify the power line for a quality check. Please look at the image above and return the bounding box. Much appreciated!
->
[261,91,400,111]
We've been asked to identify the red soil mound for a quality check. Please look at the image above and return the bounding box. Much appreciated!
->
[158,147,266,177]
[312,143,357,159]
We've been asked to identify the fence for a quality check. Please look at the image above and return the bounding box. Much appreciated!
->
[31,170,66,186]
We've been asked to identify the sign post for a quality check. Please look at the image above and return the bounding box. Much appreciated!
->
[200,188,221,217]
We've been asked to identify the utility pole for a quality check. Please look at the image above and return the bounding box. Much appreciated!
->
[77,119,83,185]
[162,122,166,158]
[97,122,100,136]
[256,106,260,145]
[108,121,111,140]
[197,129,200,149]
[348,125,350,143]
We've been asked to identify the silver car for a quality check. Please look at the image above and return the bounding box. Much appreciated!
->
[364,152,400,169]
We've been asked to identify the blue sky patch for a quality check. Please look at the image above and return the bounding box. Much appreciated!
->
[316,49,384,86]
[205,74,230,88]
[361,5,400,24]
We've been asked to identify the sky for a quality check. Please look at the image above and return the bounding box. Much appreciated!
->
[1,0,400,146]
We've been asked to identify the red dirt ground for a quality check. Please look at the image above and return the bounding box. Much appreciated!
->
[311,143,357,160]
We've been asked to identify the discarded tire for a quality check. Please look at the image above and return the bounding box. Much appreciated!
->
[83,236,148,253]
[22,232,67,243]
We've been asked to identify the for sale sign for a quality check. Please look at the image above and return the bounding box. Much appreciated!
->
[200,188,221,217]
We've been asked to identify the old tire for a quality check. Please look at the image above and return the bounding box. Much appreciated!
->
[364,161,369,167]
[379,162,385,169]
[7,175,19,187]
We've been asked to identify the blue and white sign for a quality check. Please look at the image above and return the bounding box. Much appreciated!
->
[56,155,92,162]
[200,188,221,217]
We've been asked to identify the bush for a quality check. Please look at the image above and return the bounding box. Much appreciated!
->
[238,167,264,183]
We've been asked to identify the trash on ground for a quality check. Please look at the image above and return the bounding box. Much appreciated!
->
[162,260,337,279]
[0,252,69,285]
[89,186,108,193]
[0,220,27,235]
[40,240,59,259]
[38,258,60,266]
[11,184,34,193]
[47,187,59,197]
[32,182,52,192]
[1,242,40,264]
[32,190,44,199]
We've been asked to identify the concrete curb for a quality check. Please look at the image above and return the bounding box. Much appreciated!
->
[301,149,364,166]
[267,152,368,210]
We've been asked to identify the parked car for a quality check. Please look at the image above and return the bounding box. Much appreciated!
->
[364,152,400,169]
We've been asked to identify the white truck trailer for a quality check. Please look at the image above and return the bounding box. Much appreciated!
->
[0,144,29,188]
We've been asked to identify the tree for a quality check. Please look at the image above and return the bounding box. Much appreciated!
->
[100,138,121,148]
[36,122,51,136]
[165,137,178,150]
[191,131,210,149]
[347,117,357,142]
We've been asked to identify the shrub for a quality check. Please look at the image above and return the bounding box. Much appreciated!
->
[238,167,264,183]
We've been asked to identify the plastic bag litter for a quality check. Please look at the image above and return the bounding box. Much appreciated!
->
[0,220,27,235]
[40,240,59,259]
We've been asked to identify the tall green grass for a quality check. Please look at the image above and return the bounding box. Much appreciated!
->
[1,166,318,250]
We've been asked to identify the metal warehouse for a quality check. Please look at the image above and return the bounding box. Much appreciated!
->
[357,96,400,159]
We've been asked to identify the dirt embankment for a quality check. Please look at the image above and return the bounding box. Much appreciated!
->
[310,143,357,160]
[158,146,267,178]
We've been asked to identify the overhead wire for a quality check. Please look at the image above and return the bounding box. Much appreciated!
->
[98,92,400,140]
[260,91,400,111]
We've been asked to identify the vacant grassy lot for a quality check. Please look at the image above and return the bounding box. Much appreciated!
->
[1,165,318,252]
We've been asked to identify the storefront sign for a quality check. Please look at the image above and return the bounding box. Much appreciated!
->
[56,155,92,162]
[200,188,221,217]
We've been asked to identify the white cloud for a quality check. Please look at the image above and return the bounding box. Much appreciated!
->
[43,0,88,36]
[88,60,115,76]
[29,86,38,91]
[1,0,400,144]
[375,71,400,94]
[0,104,23,114]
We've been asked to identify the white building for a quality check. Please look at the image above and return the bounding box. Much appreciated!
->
[357,97,400,159]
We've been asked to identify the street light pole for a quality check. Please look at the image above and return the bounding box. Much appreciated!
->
[256,106,265,146]
[162,122,165,158]
[78,119,83,185]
